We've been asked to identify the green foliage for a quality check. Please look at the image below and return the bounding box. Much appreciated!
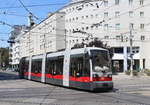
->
[145,69,150,76]
[125,70,131,75]
[132,70,138,76]
[72,37,113,58]
[0,47,9,69]
[72,37,106,49]
[125,70,139,76]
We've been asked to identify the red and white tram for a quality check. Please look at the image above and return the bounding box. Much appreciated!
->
[19,47,113,91]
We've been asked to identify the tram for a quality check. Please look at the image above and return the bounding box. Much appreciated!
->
[19,47,113,91]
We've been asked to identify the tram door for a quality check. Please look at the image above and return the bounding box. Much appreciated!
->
[71,56,84,81]
[19,58,26,79]
[63,49,71,87]
[41,54,46,83]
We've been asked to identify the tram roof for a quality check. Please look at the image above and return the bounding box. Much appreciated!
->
[24,47,108,59]
[47,47,107,58]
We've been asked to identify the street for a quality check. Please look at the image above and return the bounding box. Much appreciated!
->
[0,71,150,105]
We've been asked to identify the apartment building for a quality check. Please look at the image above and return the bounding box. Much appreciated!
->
[59,0,150,72]
[17,0,150,72]
[19,12,65,58]
[9,25,29,70]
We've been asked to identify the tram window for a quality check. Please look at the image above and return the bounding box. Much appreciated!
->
[46,59,53,74]
[46,56,64,75]
[19,58,27,72]
[83,58,90,77]
[56,57,64,75]
[31,59,42,73]
[70,55,84,77]
[25,60,29,72]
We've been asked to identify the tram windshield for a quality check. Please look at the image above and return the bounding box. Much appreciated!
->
[90,50,110,72]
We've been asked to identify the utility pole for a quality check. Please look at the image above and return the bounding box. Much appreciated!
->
[129,25,134,77]
[65,29,67,49]
[28,13,33,80]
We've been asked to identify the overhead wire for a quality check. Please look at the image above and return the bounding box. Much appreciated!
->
[0,3,67,9]
[17,0,41,21]
[0,11,28,17]
[2,0,150,43]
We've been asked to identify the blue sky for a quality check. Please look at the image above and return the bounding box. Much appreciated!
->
[0,0,69,47]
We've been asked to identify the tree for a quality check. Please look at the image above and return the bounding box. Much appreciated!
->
[72,37,113,58]
[0,47,9,69]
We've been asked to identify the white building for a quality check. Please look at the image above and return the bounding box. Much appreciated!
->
[19,12,65,58]
[9,25,29,70]
[59,0,150,72]
[19,0,150,72]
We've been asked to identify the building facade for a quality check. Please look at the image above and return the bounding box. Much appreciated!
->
[59,0,150,72]
[18,0,150,72]
[19,12,65,58]
[9,25,29,71]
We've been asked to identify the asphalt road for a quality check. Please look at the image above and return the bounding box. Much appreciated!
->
[0,71,150,105]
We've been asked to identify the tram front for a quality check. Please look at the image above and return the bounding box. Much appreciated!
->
[89,49,113,91]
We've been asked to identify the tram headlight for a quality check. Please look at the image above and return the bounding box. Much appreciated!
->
[107,74,112,78]
[94,66,103,72]
[94,66,109,72]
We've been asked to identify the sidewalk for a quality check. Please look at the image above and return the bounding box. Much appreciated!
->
[113,72,149,80]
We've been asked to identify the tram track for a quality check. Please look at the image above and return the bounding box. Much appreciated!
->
[0,99,63,105]
[94,91,150,105]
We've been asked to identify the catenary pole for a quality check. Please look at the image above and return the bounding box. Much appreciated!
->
[130,25,134,77]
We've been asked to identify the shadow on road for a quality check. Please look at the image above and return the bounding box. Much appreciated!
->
[0,71,19,80]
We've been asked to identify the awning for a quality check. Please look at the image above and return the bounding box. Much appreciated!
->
[112,53,140,60]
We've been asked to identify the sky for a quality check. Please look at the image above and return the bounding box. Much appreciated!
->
[0,0,70,47]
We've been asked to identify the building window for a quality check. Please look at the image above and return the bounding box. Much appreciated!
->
[140,0,144,5]
[116,35,121,40]
[115,11,120,18]
[116,23,120,30]
[91,14,94,18]
[115,0,120,5]
[86,26,89,30]
[140,11,144,17]
[95,14,98,18]
[104,0,108,6]
[132,47,139,53]
[91,26,94,30]
[69,29,71,33]
[129,0,133,5]
[86,15,88,19]
[95,25,98,30]
[104,12,108,18]
[76,17,78,20]
[143,59,145,69]
[82,16,84,19]
[69,18,71,22]
[104,36,109,39]
[129,11,134,17]
[82,27,84,30]
[104,24,109,30]
[72,18,75,21]
[72,7,75,11]
[140,24,145,30]
[129,23,134,29]
[141,35,145,40]
[69,8,71,12]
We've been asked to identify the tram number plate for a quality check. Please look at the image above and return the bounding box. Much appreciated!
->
[103,83,108,87]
